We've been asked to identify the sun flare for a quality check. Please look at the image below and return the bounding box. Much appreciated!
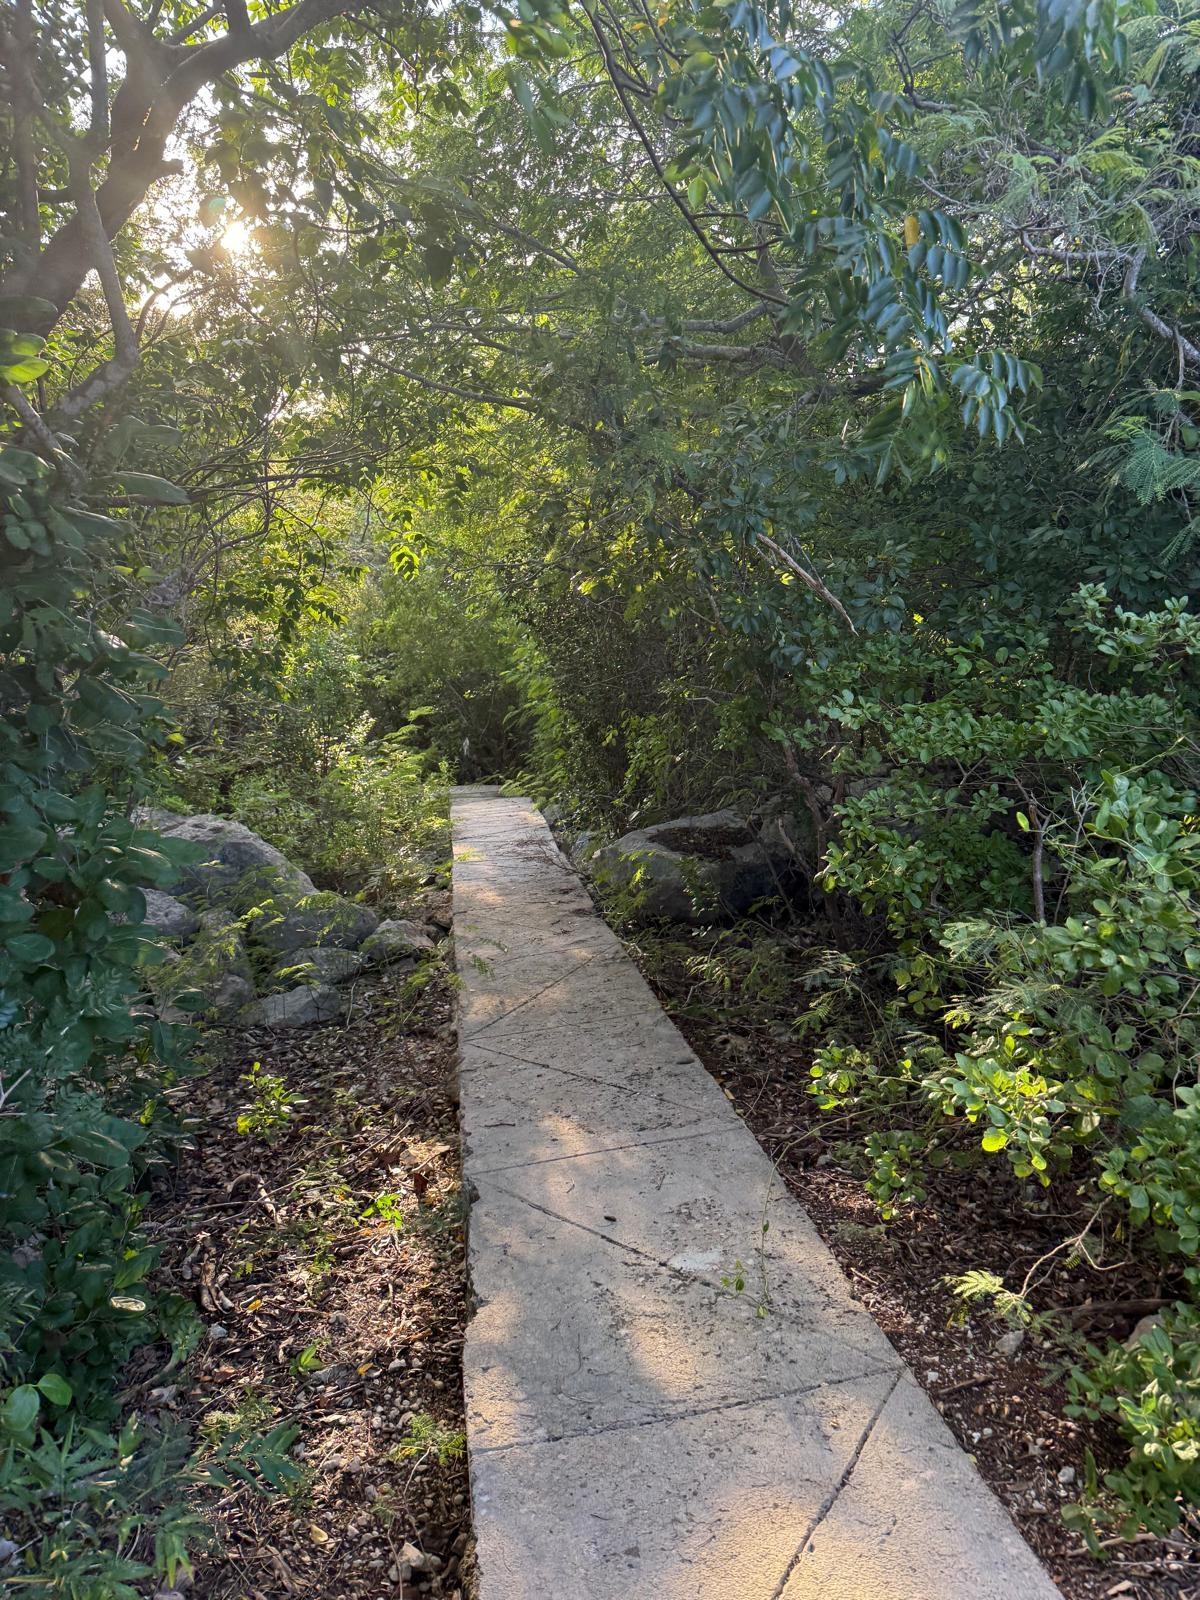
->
[219,218,250,255]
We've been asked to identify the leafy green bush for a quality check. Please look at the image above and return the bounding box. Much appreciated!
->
[1066,1301,1200,1540]
[0,441,212,1588]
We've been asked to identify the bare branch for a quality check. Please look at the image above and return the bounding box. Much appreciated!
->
[3,387,85,490]
[672,339,788,369]
[87,0,110,145]
[754,532,856,631]
[5,1,42,245]
[1123,249,1200,373]
[167,4,221,44]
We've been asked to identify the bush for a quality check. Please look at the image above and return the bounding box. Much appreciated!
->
[1066,1300,1200,1540]
[0,443,207,1587]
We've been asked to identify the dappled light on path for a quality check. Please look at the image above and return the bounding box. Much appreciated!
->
[451,788,1063,1600]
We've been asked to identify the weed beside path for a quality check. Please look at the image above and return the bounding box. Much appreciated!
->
[137,958,472,1600]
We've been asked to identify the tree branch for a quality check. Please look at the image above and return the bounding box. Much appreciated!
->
[754,532,855,630]
[1123,248,1200,372]
[50,168,141,422]
[87,0,110,146]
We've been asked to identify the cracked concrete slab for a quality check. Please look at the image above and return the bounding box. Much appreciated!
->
[465,1183,898,1450]
[459,1043,730,1170]
[779,1374,1057,1600]
[470,1385,902,1600]
[451,788,1062,1600]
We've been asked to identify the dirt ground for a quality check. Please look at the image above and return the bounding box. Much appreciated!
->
[137,947,473,1600]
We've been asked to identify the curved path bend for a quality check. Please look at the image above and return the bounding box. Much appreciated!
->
[451,787,1062,1600]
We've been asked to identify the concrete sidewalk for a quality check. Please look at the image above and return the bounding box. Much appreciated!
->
[451,787,1062,1600]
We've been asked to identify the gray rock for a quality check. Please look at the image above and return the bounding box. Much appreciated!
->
[249,890,378,954]
[569,831,598,867]
[147,813,315,910]
[153,919,256,1024]
[209,973,256,1023]
[361,918,435,964]
[994,1328,1026,1359]
[140,889,200,943]
[593,810,794,922]
[1125,1312,1163,1349]
[240,984,346,1028]
[271,945,367,987]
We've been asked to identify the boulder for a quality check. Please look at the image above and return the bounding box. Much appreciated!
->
[139,889,200,943]
[207,973,257,1023]
[240,984,346,1029]
[360,918,435,965]
[248,889,378,955]
[270,945,367,988]
[568,831,598,868]
[147,813,315,910]
[154,921,256,1025]
[593,810,793,922]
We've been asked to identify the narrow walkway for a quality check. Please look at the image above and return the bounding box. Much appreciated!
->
[451,788,1061,1600]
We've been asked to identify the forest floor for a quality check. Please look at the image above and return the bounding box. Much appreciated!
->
[632,932,1200,1600]
[136,917,473,1600]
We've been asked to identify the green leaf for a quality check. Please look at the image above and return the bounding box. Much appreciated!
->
[2,1385,40,1434]
[981,1128,1009,1152]
[0,294,57,327]
[36,1372,72,1406]
[0,357,50,383]
[106,473,191,505]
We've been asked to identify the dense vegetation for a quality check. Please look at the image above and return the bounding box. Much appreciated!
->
[2,0,1200,1587]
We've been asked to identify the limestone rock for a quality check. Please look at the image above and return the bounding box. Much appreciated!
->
[140,889,200,943]
[154,919,255,1024]
[148,812,315,910]
[207,973,256,1023]
[271,945,367,987]
[568,831,598,867]
[360,918,435,965]
[593,810,794,922]
[248,889,378,955]
[240,984,346,1028]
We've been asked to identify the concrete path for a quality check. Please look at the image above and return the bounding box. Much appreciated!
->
[451,788,1062,1600]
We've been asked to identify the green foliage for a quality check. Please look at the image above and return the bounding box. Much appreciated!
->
[945,1269,1037,1328]
[1066,1302,1200,1540]
[0,439,217,1585]
[236,1061,306,1143]
[388,1411,467,1467]
[6,0,1200,1560]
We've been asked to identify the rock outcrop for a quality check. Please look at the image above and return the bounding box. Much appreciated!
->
[241,984,346,1029]
[145,812,316,909]
[248,890,378,955]
[140,889,201,943]
[137,811,443,1028]
[270,946,368,987]
[593,810,794,922]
